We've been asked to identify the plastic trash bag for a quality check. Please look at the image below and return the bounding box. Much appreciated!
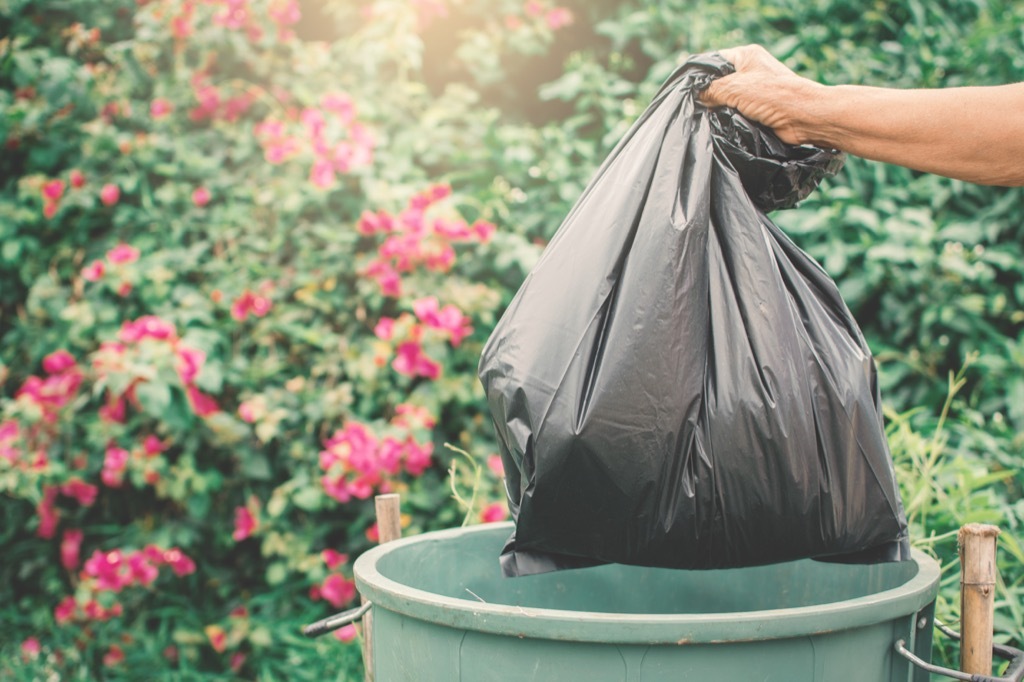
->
[478,52,910,577]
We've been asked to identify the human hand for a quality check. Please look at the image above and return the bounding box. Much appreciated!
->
[700,45,824,146]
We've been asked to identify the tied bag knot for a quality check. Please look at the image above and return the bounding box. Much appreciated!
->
[666,52,846,211]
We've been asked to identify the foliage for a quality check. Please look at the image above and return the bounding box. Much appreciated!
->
[1,0,1021,678]
[0,0,546,676]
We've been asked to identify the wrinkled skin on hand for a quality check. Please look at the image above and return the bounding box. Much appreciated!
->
[701,44,825,147]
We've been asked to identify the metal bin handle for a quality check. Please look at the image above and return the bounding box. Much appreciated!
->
[895,621,1024,682]
[302,601,372,638]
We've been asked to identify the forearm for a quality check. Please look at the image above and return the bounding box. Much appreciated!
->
[793,83,1024,186]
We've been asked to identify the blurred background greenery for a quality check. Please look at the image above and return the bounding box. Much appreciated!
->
[1,0,1021,678]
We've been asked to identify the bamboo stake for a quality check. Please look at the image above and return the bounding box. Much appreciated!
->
[375,493,403,544]
[959,523,1000,676]
[363,494,402,682]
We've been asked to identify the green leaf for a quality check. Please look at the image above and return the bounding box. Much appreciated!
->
[266,562,288,586]
[239,451,273,481]
[135,381,172,417]
[292,486,323,512]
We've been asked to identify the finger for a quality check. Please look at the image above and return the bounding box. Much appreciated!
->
[699,76,731,107]
[716,47,742,67]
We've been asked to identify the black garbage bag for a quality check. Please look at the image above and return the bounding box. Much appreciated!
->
[478,53,910,577]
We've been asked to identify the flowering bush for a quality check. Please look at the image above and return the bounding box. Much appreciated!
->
[0,0,562,676]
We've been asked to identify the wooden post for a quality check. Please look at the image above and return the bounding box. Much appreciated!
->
[375,493,403,544]
[959,523,1000,676]
[363,493,402,682]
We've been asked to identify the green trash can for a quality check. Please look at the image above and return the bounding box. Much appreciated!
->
[353,523,940,681]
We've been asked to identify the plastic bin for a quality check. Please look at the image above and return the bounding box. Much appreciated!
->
[353,522,940,681]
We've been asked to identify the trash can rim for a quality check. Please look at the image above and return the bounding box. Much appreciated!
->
[353,523,940,645]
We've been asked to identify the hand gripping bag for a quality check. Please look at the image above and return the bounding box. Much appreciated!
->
[478,53,910,577]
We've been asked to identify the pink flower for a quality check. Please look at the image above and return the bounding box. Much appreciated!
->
[373,317,395,340]
[99,643,126,667]
[300,107,326,139]
[310,157,335,189]
[43,201,59,218]
[321,549,348,570]
[410,183,451,211]
[99,183,120,206]
[127,552,159,586]
[60,529,84,571]
[35,488,59,539]
[163,548,196,576]
[83,549,126,591]
[190,83,220,121]
[0,420,18,464]
[487,454,504,476]
[99,394,126,423]
[42,349,76,375]
[103,644,125,667]
[412,297,473,346]
[21,637,41,659]
[171,10,193,40]
[269,0,301,26]
[263,138,301,164]
[54,596,77,624]
[206,625,227,653]
[403,441,433,476]
[150,98,174,118]
[545,7,573,29]
[321,475,352,503]
[237,400,258,423]
[84,599,121,621]
[480,501,508,523]
[432,218,472,240]
[357,210,394,235]
[524,0,543,16]
[333,624,358,643]
[17,372,83,417]
[143,435,167,456]
[365,261,402,297]
[222,93,253,121]
[42,179,65,201]
[231,290,272,321]
[191,186,211,207]
[230,651,247,673]
[321,92,354,124]
[233,505,257,541]
[175,345,206,385]
[471,220,496,242]
[106,243,139,264]
[102,446,130,487]
[69,169,86,188]
[320,574,356,608]
[82,259,105,281]
[61,477,99,506]
[392,403,437,429]
[119,315,176,343]
[187,385,220,417]
[392,341,441,380]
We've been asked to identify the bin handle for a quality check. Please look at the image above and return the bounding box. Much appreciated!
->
[895,621,1024,682]
[302,601,372,638]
